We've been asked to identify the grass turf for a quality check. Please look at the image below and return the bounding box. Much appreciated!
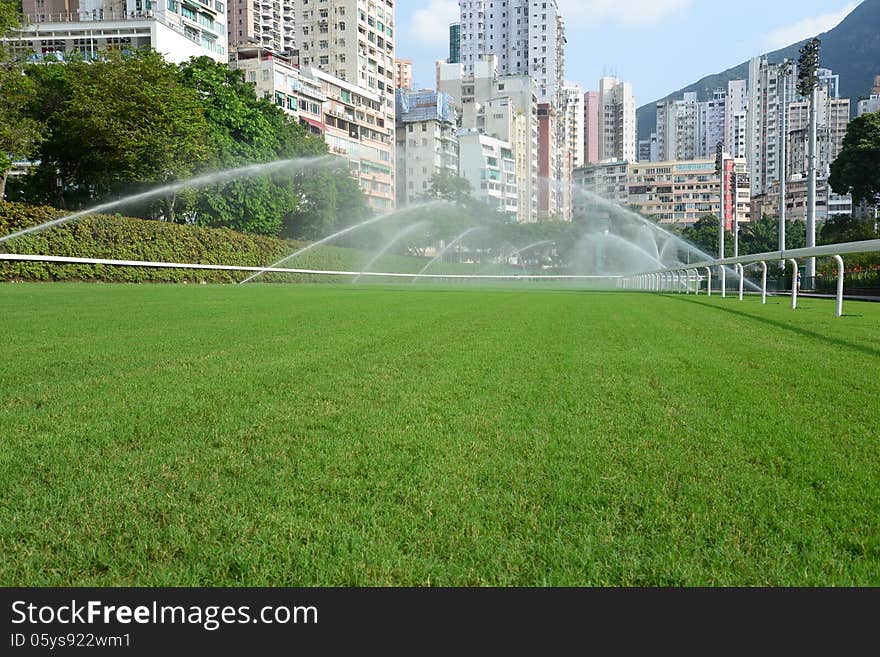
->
[1,283,878,586]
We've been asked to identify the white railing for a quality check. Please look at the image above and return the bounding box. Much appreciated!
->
[618,239,880,317]
[0,254,622,281]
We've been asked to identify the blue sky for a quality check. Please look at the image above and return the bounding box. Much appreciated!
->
[396,0,860,104]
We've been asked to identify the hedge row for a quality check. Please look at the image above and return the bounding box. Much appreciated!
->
[0,202,437,284]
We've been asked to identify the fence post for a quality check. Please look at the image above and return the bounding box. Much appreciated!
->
[704,267,712,297]
[760,261,767,305]
[737,263,744,301]
[789,259,798,309]
[833,255,844,317]
[721,266,727,299]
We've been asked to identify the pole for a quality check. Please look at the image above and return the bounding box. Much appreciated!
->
[719,156,725,260]
[806,85,818,284]
[779,61,789,268]
[760,261,767,305]
[833,255,844,318]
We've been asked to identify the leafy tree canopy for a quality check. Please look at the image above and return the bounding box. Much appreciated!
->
[829,110,880,206]
[22,50,213,218]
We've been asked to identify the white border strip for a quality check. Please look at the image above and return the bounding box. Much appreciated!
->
[0,254,621,281]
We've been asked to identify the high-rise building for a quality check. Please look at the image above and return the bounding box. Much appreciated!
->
[395,59,413,89]
[561,83,585,169]
[438,55,539,222]
[787,91,850,179]
[655,92,699,162]
[13,0,228,62]
[583,90,600,165]
[292,0,396,208]
[395,89,459,207]
[458,0,565,104]
[747,56,797,197]
[638,137,657,163]
[227,0,295,55]
[725,80,748,159]
[292,0,395,109]
[698,89,727,159]
[598,76,636,163]
[858,94,880,116]
[300,65,395,213]
[448,22,460,64]
[537,102,571,220]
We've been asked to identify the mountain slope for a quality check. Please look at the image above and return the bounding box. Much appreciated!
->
[636,0,880,140]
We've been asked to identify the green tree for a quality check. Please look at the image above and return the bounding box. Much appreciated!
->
[681,215,734,258]
[26,51,213,218]
[0,3,42,199]
[819,213,879,245]
[829,110,880,206]
[739,215,778,255]
[178,56,366,237]
[419,170,473,205]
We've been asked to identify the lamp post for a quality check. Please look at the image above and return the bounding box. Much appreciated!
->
[798,38,821,286]
[779,59,792,267]
[715,141,725,260]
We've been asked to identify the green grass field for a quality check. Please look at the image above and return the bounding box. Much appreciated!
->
[1,283,879,586]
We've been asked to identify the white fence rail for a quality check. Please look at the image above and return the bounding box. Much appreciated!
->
[618,238,880,317]
[0,253,621,281]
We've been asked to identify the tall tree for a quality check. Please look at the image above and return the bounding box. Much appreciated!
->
[27,51,214,218]
[681,215,734,258]
[0,2,42,199]
[829,110,880,207]
[819,213,879,245]
[178,56,367,237]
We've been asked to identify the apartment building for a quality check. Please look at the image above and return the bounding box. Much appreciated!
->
[598,76,636,163]
[747,56,798,197]
[655,92,699,162]
[858,94,880,117]
[583,90,600,165]
[755,177,852,223]
[292,0,396,208]
[231,47,326,135]
[572,160,630,218]
[560,83,584,168]
[394,58,412,89]
[627,157,750,228]
[226,0,295,55]
[458,0,565,104]
[458,129,518,219]
[786,92,850,179]
[395,89,459,206]
[438,54,538,222]
[13,0,228,62]
[724,80,749,160]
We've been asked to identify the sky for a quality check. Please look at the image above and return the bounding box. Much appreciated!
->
[396,0,860,105]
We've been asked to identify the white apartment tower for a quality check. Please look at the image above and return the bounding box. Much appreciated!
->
[227,0,295,55]
[598,76,636,163]
[747,56,797,197]
[15,0,228,62]
[725,79,748,159]
[458,0,565,104]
